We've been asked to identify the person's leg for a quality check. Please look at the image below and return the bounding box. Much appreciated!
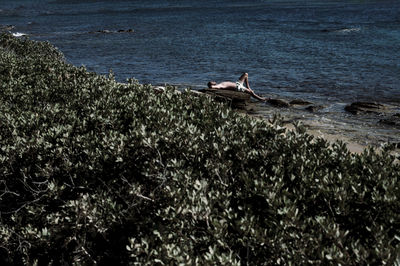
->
[238,72,252,90]
[238,73,248,84]
[248,90,267,101]
[238,73,267,101]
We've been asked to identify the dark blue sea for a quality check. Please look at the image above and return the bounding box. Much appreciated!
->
[1,0,400,146]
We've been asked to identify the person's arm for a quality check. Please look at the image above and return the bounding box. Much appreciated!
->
[245,77,251,91]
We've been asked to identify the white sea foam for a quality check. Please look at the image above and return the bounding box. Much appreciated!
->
[336,27,361,33]
[12,32,27,37]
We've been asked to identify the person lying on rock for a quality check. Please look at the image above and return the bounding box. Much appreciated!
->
[207,73,267,102]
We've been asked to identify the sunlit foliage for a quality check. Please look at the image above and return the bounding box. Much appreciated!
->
[1,33,399,265]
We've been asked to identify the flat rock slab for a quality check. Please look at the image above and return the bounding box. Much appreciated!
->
[199,89,251,101]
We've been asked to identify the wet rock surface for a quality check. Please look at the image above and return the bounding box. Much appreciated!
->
[379,114,400,128]
[345,102,388,115]
[267,98,290,107]
[194,88,400,148]
[290,99,313,105]
[0,25,15,32]
[305,105,326,113]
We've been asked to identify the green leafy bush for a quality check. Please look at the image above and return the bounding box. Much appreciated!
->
[1,33,399,265]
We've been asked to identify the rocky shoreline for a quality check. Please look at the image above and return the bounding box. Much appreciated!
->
[257,97,400,152]
[151,85,399,153]
[193,87,400,153]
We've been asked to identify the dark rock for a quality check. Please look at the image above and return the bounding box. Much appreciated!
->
[202,89,250,101]
[321,27,359,33]
[351,102,386,109]
[200,89,251,110]
[90,29,134,34]
[290,99,313,105]
[379,114,400,128]
[0,24,15,32]
[118,29,134,33]
[267,98,290,108]
[305,105,325,113]
[344,101,387,115]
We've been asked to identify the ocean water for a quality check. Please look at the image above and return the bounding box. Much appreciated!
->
[1,0,400,146]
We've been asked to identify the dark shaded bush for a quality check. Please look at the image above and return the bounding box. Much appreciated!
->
[0,33,399,265]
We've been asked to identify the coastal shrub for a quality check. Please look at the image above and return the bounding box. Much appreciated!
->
[0,33,399,265]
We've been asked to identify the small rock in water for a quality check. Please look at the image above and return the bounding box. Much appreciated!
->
[91,29,134,34]
[379,114,400,128]
[345,101,387,115]
[118,29,134,33]
[0,24,15,32]
[305,105,325,112]
[267,98,290,108]
[290,99,313,105]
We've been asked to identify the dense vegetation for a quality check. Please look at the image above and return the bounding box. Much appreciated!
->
[0,33,399,265]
